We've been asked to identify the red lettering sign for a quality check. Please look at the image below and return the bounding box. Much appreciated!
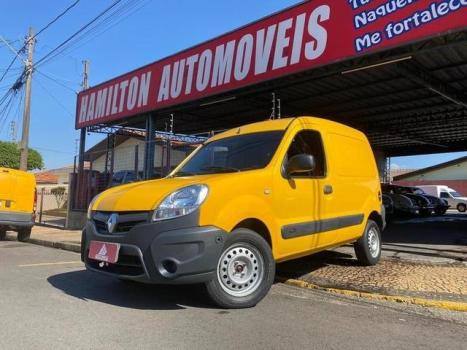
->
[76,0,467,129]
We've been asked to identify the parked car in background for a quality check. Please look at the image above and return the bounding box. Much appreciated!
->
[382,184,450,217]
[417,185,467,213]
[382,194,394,219]
[410,187,449,215]
[382,184,421,217]
[110,170,143,187]
[0,168,36,241]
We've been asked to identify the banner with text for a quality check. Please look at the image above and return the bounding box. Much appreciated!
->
[76,0,467,128]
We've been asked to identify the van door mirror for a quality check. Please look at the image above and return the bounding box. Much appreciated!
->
[286,154,315,177]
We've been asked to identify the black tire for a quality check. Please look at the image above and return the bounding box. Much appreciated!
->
[0,229,6,241]
[419,209,431,217]
[17,228,31,242]
[457,203,466,213]
[354,220,381,266]
[434,208,447,216]
[205,228,275,309]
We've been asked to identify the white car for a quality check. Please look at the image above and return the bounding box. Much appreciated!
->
[417,185,467,213]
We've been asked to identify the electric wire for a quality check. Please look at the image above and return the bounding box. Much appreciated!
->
[35,0,124,67]
[0,56,20,83]
[36,0,150,67]
[36,70,78,94]
[62,0,151,56]
[33,0,82,39]
[35,75,74,117]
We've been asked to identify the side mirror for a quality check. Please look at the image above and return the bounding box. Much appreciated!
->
[286,154,315,177]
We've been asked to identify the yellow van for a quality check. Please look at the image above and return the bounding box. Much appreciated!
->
[82,117,385,308]
[0,168,36,242]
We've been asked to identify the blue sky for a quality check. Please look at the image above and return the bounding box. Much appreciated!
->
[0,0,465,170]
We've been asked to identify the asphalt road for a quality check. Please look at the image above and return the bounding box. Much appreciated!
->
[0,242,466,350]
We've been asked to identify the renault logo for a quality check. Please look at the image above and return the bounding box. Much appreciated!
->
[107,213,118,233]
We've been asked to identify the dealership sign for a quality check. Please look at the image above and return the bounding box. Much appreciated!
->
[76,0,467,128]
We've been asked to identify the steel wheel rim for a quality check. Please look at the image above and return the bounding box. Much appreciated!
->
[217,243,264,297]
[367,227,380,258]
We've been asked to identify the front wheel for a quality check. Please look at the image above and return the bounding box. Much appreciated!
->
[17,228,31,242]
[354,220,381,266]
[0,229,6,241]
[457,203,466,213]
[205,228,275,309]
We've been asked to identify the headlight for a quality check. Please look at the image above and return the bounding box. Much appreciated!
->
[87,196,98,219]
[152,184,208,221]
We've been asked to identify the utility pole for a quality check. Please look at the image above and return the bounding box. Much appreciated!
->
[77,60,89,208]
[19,27,35,171]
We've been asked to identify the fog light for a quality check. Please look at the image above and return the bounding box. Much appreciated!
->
[162,259,178,274]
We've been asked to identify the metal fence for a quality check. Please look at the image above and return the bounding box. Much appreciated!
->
[36,187,68,227]
[70,135,204,211]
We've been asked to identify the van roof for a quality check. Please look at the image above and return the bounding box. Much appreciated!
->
[208,116,364,142]
[0,167,32,175]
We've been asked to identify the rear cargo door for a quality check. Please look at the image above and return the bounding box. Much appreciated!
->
[0,169,17,212]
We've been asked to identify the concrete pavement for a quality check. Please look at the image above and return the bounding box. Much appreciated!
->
[0,241,466,350]
[4,212,466,306]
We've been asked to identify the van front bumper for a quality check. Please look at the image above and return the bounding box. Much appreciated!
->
[82,212,227,284]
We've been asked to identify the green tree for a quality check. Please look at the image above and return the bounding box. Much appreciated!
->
[0,141,43,170]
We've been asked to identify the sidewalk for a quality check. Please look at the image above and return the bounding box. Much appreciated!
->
[6,224,81,253]
[277,249,467,303]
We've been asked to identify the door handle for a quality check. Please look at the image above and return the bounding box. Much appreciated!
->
[323,185,333,195]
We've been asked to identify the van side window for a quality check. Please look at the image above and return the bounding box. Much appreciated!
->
[284,130,326,177]
[440,192,450,198]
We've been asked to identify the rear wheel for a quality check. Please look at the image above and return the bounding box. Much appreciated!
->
[0,229,6,241]
[419,209,431,217]
[17,228,31,242]
[354,219,381,266]
[457,203,466,213]
[205,228,275,309]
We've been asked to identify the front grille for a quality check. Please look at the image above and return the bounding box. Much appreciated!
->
[87,249,145,276]
[93,211,149,235]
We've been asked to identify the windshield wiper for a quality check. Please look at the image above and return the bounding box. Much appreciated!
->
[171,171,195,177]
[199,166,240,173]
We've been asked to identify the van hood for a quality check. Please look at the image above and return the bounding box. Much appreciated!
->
[92,175,215,212]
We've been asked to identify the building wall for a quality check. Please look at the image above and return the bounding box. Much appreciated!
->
[36,184,69,211]
[91,138,188,173]
[398,159,467,181]
[394,180,467,196]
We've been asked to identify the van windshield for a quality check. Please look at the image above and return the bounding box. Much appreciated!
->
[449,191,463,198]
[174,131,284,176]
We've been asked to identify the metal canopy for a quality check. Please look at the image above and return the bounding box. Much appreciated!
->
[89,31,467,157]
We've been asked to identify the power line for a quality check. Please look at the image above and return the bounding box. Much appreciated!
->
[36,0,151,68]
[0,0,81,86]
[63,0,151,56]
[35,75,74,117]
[35,0,123,67]
[34,0,81,39]
[0,56,20,83]
[36,70,78,94]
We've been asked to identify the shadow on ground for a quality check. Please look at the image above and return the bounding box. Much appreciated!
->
[384,213,467,246]
[48,270,215,311]
[277,250,357,279]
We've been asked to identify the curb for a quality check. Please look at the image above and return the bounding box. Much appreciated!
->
[277,276,467,312]
[26,238,81,253]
